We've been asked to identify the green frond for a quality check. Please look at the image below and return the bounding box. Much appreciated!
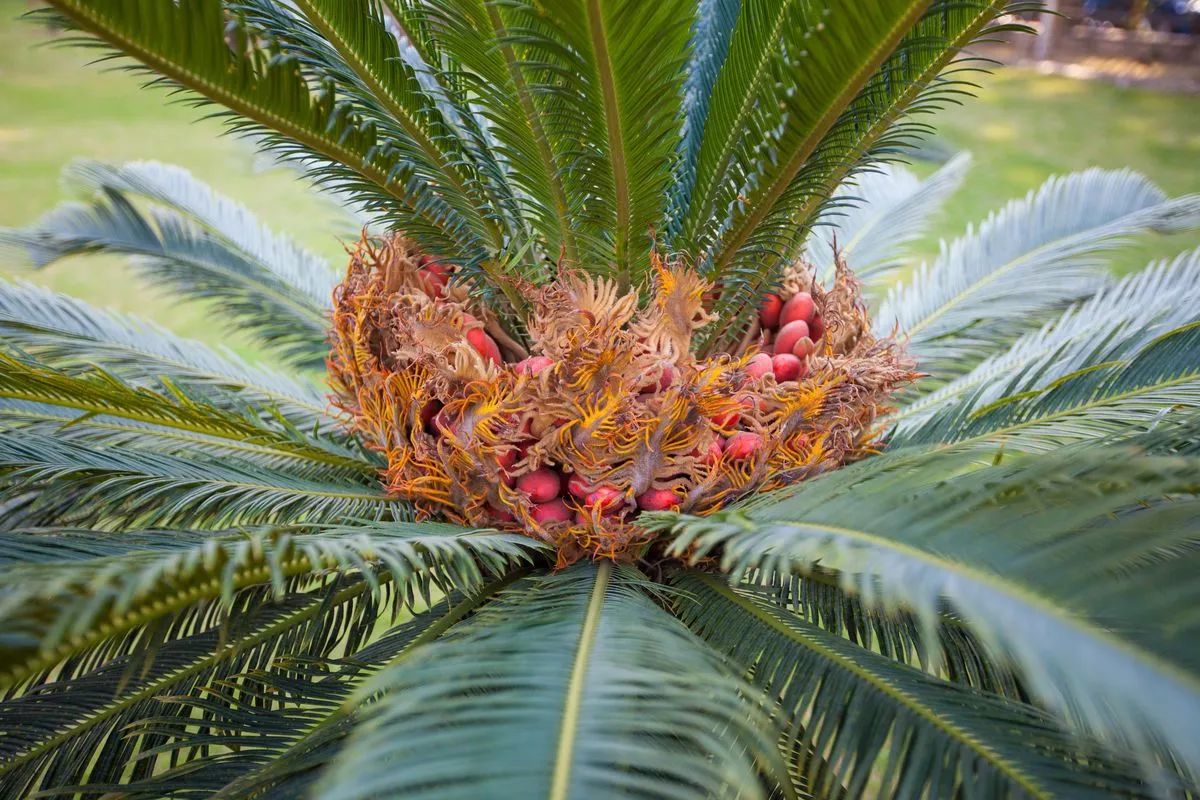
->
[314,562,792,800]
[0,170,334,366]
[0,432,401,531]
[668,0,740,237]
[898,318,1200,451]
[490,0,694,283]
[890,246,1200,437]
[876,170,1200,381]
[749,570,1025,698]
[649,443,1200,780]
[674,571,1162,799]
[805,152,971,282]
[0,521,543,689]
[400,0,578,265]
[40,0,479,257]
[0,575,380,799]
[691,0,1024,352]
[0,279,332,431]
[169,581,520,800]
[237,0,514,258]
[0,354,370,478]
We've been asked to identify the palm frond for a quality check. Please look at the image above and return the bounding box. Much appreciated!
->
[668,0,740,236]
[898,318,1200,451]
[0,354,370,478]
[0,576,376,799]
[0,521,543,689]
[691,1,1034,353]
[751,570,1025,698]
[314,562,792,800]
[0,433,401,531]
[650,443,1200,780]
[805,152,971,282]
[39,0,477,257]
[141,581,521,800]
[1,178,333,366]
[0,279,332,431]
[675,572,1162,799]
[69,160,338,305]
[875,170,1200,379]
[396,0,578,266]
[890,247,1200,436]
[492,0,694,283]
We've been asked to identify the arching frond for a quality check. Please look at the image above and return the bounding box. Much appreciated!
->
[890,247,1200,436]
[805,152,971,282]
[0,521,543,689]
[0,280,332,431]
[492,0,694,283]
[143,582,520,800]
[675,572,1162,799]
[0,354,370,478]
[314,562,792,800]
[67,160,338,306]
[38,0,484,257]
[0,433,401,531]
[693,1,1038,353]
[668,0,740,236]
[899,319,1200,451]
[651,444,1200,781]
[0,576,377,799]
[875,170,1200,379]
[1,184,333,366]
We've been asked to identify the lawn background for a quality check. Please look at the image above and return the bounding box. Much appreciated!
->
[2,0,1199,360]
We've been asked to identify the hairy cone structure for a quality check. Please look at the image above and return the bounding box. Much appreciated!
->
[329,235,915,564]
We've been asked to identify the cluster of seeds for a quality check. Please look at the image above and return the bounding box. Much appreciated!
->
[328,236,914,564]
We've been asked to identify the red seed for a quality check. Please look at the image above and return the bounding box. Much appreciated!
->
[567,473,591,499]
[712,409,740,430]
[532,498,572,525]
[780,292,815,328]
[724,432,762,460]
[466,328,502,365]
[703,438,725,465]
[585,485,623,513]
[515,356,554,376]
[745,353,774,381]
[791,336,816,359]
[637,488,680,511]
[759,294,783,329]
[808,313,825,342]
[516,468,561,503]
[772,353,804,382]
[774,320,811,357]
[425,261,450,280]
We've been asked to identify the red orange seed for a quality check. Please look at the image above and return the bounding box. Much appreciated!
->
[724,432,762,460]
[532,498,572,525]
[774,320,811,357]
[515,356,554,375]
[760,294,783,329]
[516,467,561,503]
[780,292,815,328]
[772,353,803,382]
[637,488,680,511]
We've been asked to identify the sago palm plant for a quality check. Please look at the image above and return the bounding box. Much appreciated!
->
[3,0,1200,797]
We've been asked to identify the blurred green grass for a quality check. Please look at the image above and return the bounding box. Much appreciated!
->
[2,2,1199,354]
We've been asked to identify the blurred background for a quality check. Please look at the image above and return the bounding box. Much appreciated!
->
[1,0,1198,360]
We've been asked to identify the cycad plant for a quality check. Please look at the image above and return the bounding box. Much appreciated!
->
[4,1,1200,797]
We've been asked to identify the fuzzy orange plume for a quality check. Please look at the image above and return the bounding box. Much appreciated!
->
[328,235,916,564]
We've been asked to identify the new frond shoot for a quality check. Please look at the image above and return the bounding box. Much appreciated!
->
[328,236,915,564]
